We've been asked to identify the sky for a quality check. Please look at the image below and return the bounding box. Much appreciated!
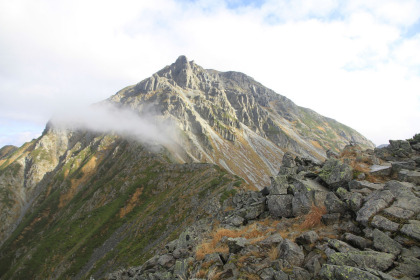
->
[0,0,419,148]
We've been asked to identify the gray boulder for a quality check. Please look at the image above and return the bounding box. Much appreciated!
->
[304,252,323,275]
[278,239,305,266]
[325,192,346,214]
[282,151,296,168]
[224,214,245,227]
[343,233,372,249]
[347,192,363,212]
[385,181,420,213]
[157,254,175,269]
[400,220,420,241]
[389,257,420,279]
[292,191,314,216]
[289,267,311,280]
[328,251,395,271]
[278,152,299,176]
[391,160,416,172]
[319,159,353,190]
[258,233,283,247]
[227,237,248,254]
[296,231,319,245]
[326,238,357,253]
[372,229,402,256]
[383,206,414,220]
[319,264,397,280]
[371,215,399,232]
[398,170,420,185]
[349,180,385,191]
[356,190,394,226]
[389,140,413,158]
[269,175,289,195]
[267,195,293,218]
[370,165,392,176]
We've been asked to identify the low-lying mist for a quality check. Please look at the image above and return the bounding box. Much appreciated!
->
[50,102,177,146]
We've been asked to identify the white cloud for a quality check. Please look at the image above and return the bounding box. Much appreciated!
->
[0,0,419,147]
[51,103,176,147]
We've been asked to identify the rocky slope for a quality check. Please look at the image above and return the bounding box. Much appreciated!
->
[108,55,374,187]
[0,56,375,279]
[0,128,242,279]
[107,134,420,280]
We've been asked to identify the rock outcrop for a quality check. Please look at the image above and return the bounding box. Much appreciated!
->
[106,135,420,280]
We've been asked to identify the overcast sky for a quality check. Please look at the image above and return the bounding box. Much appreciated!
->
[1,0,419,148]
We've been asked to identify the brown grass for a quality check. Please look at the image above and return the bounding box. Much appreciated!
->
[297,204,327,230]
[119,187,144,218]
[196,221,277,260]
[268,246,279,260]
[196,269,207,278]
[196,241,229,261]
[236,251,265,268]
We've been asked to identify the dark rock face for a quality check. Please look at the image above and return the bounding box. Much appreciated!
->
[319,159,353,190]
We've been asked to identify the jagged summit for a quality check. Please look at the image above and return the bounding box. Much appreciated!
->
[110,56,374,187]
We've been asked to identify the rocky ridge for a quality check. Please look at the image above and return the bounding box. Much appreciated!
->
[108,56,374,187]
[107,134,420,280]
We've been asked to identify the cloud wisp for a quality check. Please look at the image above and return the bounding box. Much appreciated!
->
[50,103,176,147]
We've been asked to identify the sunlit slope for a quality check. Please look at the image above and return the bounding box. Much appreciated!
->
[0,130,240,279]
[109,56,374,187]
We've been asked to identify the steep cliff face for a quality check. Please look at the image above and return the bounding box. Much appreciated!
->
[0,56,374,279]
[110,56,373,187]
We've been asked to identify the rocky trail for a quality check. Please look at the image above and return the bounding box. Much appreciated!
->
[107,135,420,280]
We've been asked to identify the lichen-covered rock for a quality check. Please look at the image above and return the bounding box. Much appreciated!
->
[343,233,372,250]
[356,190,394,226]
[372,229,402,256]
[400,220,420,241]
[258,233,283,247]
[347,192,363,212]
[398,170,420,185]
[391,160,416,172]
[278,239,305,267]
[269,175,289,195]
[325,192,346,214]
[326,238,357,253]
[389,257,420,279]
[292,191,314,216]
[370,165,392,176]
[296,231,319,245]
[267,195,293,218]
[319,264,397,280]
[227,237,248,254]
[371,215,399,232]
[328,251,395,271]
[224,214,245,227]
[319,159,353,190]
[157,254,175,269]
[383,206,414,220]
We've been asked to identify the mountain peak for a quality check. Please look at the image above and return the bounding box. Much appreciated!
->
[174,55,188,67]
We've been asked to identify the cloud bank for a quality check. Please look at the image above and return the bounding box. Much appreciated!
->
[0,0,419,146]
[50,103,176,147]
